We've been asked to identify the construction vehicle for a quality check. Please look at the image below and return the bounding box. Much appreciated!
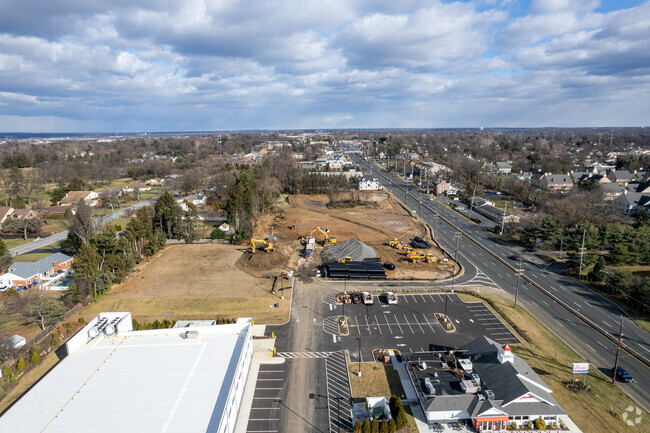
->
[304,236,316,259]
[339,256,353,263]
[310,226,337,245]
[408,252,437,263]
[389,238,407,249]
[250,238,274,253]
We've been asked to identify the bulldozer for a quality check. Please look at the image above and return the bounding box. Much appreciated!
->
[250,238,274,253]
[408,252,437,263]
[389,238,407,249]
[311,226,337,245]
[338,256,353,263]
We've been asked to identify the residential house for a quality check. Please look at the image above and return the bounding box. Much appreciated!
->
[176,195,207,211]
[539,174,573,193]
[434,180,457,196]
[588,162,615,175]
[58,191,100,207]
[636,181,650,194]
[601,183,626,201]
[410,337,566,431]
[0,253,73,291]
[415,161,453,178]
[9,209,38,219]
[358,176,379,191]
[607,170,634,185]
[613,192,650,215]
[42,206,72,218]
[122,182,152,193]
[0,206,14,223]
[144,178,164,186]
[495,162,512,174]
[516,172,532,181]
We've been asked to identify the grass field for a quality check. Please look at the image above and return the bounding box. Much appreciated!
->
[0,350,60,414]
[459,292,650,433]
[83,244,291,324]
[348,358,404,398]
[1,237,30,250]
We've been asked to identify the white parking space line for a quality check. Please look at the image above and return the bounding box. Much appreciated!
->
[423,315,436,333]
[403,316,415,334]
[355,316,361,335]
[428,294,436,302]
[403,296,409,303]
[332,334,337,343]
[365,316,372,333]
[384,315,393,334]
[420,294,427,303]
[438,294,444,302]
[414,314,425,333]
[373,316,383,335]
[485,327,505,330]
[411,295,418,303]
[394,315,404,334]
[257,378,284,381]
[448,295,454,302]
[490,332,513,335]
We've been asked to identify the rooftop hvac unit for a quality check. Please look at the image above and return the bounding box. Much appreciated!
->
[484,390,495,400]
[88,317,109,339]
[185,330,199,339]
[104,317,122,336]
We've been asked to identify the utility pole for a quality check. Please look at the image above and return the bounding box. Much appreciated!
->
[500,201,508,235]
[612,316,624,384]
[468,186,477,220]
[514,259,523,309]
[579,229,586,279]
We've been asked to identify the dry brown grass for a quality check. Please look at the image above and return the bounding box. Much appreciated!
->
[348,358,404,399]
[84,244,291,324]
[0,351,60,414]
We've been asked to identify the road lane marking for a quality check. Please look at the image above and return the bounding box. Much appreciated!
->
[597,341,607,349]
[333,334,337,343]
[573,302,581,308]
[542,300,550,306]
[374,316,383,335]
[603,320,612,328]
[585,343,595,351]
[531,301,538,307]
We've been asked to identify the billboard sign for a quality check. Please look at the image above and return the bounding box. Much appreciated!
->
[573,363,589,374]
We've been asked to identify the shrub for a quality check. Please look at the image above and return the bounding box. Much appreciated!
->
[371,418,379,433]
[64,322,73,332]
[380,420,389,433]
[395,409,408,429]
[508,422,517,430]
[50,333,60,346]
[16,357,26,372]
[30,350,40,364]
[78,317,86,324]
[535,418,546,430]
[527,421,533,429]
[209,228,226,239]
[354,420,363,433]
[362,419,371,433]
[388,419,396,433]
[2,366,17,384]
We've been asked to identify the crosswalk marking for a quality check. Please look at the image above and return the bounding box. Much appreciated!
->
[276,352,332,359]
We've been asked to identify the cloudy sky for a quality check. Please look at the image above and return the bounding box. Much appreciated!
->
[0,0,648,132]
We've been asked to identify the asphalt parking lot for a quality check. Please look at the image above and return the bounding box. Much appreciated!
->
[328,293,520,361]
[247,364,286,433]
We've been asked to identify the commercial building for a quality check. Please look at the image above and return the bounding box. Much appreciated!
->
[359,175,380,190]
[0,312,254,433]
[407,337,565,432]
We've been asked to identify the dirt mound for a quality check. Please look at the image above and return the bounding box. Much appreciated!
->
[236,247,291,277]
[321,238,376,263]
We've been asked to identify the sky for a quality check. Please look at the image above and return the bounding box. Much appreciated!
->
[0,0,648,132]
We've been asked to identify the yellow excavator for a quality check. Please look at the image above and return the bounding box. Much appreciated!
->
[389,238,407,249]
[338,256,353,263]
[408,252,437,263]
[250,238,274,253]
[311,226,337,245]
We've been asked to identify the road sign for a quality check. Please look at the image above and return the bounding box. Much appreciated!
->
[573,363,589,374]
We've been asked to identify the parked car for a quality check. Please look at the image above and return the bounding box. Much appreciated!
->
[510,255,521,261]
[362,292,374,305]
[385,292,398,304]
[351,292,362,304]
[613,366,635,383]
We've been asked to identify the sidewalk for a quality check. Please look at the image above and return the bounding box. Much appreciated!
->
[388,350,417,402]
[233,325,285,433]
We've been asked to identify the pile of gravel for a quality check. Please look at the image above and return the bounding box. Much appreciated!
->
[321,238,376,263]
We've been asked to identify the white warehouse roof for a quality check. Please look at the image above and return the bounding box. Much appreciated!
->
[0,313,253,433]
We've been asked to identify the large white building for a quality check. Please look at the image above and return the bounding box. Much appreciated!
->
[0,312,254,433]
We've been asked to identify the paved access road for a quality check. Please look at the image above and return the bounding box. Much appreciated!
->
[352,154,650,411]
[9,198,157,257]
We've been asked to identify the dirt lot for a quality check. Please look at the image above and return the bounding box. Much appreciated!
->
[85,244,291,324]
[251,192,454,280]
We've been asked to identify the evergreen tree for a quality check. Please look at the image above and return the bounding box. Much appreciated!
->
[16,357,26,372]
[388,418,397,433]
[371,418,379,433]
[72,243,102,298]
[353,420,363,433]
[380,420,389,433]
[362,419,371,433]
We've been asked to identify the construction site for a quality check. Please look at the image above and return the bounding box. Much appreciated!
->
[245,192,456,281]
